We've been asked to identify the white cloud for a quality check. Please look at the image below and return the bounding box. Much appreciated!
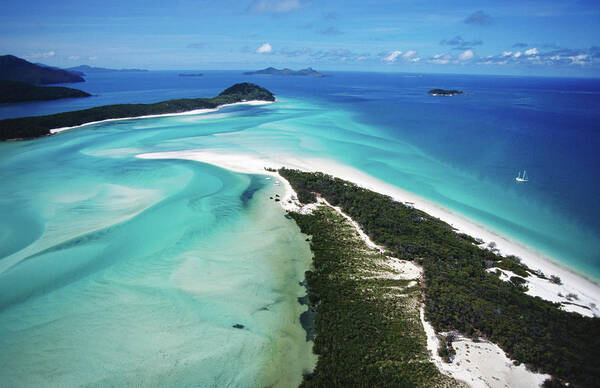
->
[569,54,588,65]
[402,50,417,59]
[383,50,402,62]
[28,51,55,59]
[525,47,539,56]
[256,43,272,54]
[502,51,512,57]
[88,56,98,61]
[513,51,522,58]
[249,0,307,13]
[68,55,80,61]
[458,49,474,61]
[430,53,452,64]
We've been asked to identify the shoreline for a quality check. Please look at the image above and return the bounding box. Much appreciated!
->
[49,100,275,135]
[135,149,600,316]
[136,149,599,386]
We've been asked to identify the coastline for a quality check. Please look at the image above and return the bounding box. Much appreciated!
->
[49,100,275,135]
[136,148,599,385]
[135,149,600,317]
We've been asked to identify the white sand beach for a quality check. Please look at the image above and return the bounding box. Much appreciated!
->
[49,100,275,135]
[136,148,600,386]
[135,149,600,310]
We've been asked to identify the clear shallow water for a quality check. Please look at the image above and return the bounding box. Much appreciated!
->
[0,70,599,384]
[0,122,315,385]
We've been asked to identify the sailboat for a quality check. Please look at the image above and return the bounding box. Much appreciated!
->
[515,170,529,182]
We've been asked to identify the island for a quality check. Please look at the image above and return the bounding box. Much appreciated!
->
[278,168,600,387]
[0,80,91,103]
[0,55,85,84]
[428,89,464,96]
[0,83,274,141]
[66,65,148,74]
[178,73,203,77]
[244,67,329,77]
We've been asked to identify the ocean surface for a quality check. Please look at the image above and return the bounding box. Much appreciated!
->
[0,70,599,384]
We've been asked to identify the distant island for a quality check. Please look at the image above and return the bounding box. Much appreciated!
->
[244,67,329,77]
[178,73,203,77]
[0,82,274,141]
[0,55,84,84]
[0,80,91,103]
[66,65,148,75]
[428,89,464,96]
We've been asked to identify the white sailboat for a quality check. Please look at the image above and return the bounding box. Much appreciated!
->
[515,170,529,182]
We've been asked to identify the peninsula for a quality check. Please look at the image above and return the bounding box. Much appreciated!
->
[428,89,464,96]
[244,67,329,77]
[0,80,91,103]
[279,168,599,387]
[0,83,274,141]
[0,55,84,84]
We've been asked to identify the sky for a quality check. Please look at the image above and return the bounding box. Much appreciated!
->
[1,0,599,76]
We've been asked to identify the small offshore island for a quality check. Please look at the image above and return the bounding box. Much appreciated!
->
[0,83,274,141]
[428,89,464,96]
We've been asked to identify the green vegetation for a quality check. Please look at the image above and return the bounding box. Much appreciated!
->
[0,82,274,141]
[280,168,600,387]
[0,80,90,103]
[290,207,456,387]
[428,89,464,96]
[0,55,84,84]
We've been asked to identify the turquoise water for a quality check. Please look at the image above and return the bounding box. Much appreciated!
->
[0,115,315,385]
[1,71,599,384]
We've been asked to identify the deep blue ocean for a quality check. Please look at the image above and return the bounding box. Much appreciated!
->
[0,70,599,384]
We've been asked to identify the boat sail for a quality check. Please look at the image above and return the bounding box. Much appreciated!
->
[515,170,529,182]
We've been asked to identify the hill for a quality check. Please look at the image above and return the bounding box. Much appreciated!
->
[0,83,274,141]
[0,55,84,84]
[66,65,148,74]
[0,80,90,103]
[244,67,329,77]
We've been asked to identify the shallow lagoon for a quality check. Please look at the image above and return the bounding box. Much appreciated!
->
[0,118,314,385]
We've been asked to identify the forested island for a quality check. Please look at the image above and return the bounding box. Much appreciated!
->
[428,89,464,96]
[279,168,600,387]
[66,65,148,74]
[0,83,274,141]
[244,67,329,77]
[0,80,91,103]
[0,55,84,84]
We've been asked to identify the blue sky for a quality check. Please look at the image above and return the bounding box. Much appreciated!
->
[1,0,599,76]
